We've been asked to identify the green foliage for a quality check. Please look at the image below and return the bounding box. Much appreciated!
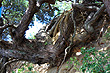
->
[18,69,23,73]
[80,47,110,73]
[44,42,48,45]
[28,66,33,71]
[35,1,73,23]
[12,63,38,73]
[2,0,28,24]
[70,57,74,61]
[1,0,29,40]
[12,71,15,73]
[52,1,72,15]
[66,57,79,71]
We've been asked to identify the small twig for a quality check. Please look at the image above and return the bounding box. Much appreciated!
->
[66,64,74,73]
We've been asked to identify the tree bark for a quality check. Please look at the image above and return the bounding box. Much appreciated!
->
[0,0,110,70]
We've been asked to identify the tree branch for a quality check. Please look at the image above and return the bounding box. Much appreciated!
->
[84,4,105,33]
[14,0,56,43]
[0,0,109,68]
[72,4,98,12]
[103,0,110,16]
[0,24,15,30]
[15,0,37,40]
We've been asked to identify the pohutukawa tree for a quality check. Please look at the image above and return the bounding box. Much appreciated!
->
[0,0,110,72]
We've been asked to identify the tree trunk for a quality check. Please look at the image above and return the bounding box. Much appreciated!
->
[0,0,110,71]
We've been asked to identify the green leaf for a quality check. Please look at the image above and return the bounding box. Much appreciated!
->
[66,66,69,68]
[70,57,74,61]
[70,61,73,64]
[81,47,85,50]
[12,71,15,73]
[22,67,25,71]
[74,63,76,66]
[66,61,69,64]
[73,57,77,60]
[18,69,22,72]
[28,66,33,71]
[44,42,48,45]
[105,64,110,70]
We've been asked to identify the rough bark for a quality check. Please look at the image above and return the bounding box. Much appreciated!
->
[0,0,110,71]
[103,0,110,16]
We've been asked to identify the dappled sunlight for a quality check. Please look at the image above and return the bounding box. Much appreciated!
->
[25,16,45,39]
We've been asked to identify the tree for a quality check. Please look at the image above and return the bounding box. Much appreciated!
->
[0,0,110,72]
